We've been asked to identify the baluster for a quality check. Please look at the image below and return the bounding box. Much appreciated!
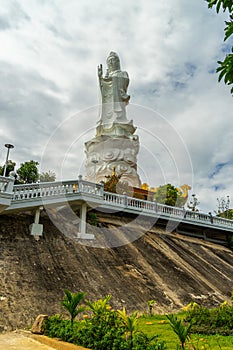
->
[64,184,67,193]
[32,187,36,198]
[13,189,18,200]
[78,175,83,193]
[22,187,27,199]
[42,185,47,197]
[20,187,24,199]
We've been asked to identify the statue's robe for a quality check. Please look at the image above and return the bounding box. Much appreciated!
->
[99,70,130,128]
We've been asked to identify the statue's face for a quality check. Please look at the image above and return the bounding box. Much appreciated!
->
[107,55,120,72]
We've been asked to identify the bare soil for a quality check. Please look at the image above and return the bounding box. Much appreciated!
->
[0,210,233,331]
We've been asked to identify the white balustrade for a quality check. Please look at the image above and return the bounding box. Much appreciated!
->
[103,192,233,230]
[81,180,103,195]
[12,181,72,200]
[12,179,104,201]
[104,192,125,205]
[10,179,233,231]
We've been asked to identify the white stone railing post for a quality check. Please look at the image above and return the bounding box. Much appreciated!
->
[99,181,105,196]
[0,175,15,193]
[6,175,15,193]
[123,192,128,207]
[78,175,83,192]
[0,175,15,212]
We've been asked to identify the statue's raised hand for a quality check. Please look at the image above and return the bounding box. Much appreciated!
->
[98,64,103,78]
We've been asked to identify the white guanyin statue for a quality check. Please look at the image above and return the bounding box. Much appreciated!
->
[85,52,141,188]
[98,51,130,128]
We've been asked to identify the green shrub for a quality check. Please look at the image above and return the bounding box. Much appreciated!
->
[76,302,126,350]
[44,314,80,343]
[185,304,210,326]
[44,295,167,350]
[88,212,98,226]
[133,332,167,350]
[185,303,233,335]
[147,300,156,317]
[77,296,166,350]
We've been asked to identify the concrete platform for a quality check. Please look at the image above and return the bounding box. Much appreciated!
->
[0,332,89,350]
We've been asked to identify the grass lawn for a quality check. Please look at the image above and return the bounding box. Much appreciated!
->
[138,314,233,349]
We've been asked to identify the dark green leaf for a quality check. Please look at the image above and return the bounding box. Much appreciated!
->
[224,21,233,41]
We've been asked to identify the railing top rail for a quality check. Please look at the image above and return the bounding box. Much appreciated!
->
[13,178,103,190]
[13,180,77,189]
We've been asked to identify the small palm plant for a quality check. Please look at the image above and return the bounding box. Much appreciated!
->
[85,294,112,318]
[166,314,192,350]
[61,289,86,326]
[118,307,138,350]
[147,299,156,316]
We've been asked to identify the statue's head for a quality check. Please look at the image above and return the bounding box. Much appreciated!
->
[107,51,121,72]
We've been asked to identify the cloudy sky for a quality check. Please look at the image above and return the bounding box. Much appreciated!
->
[0,0,232,213]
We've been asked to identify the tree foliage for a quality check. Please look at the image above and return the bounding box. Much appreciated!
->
[104,170,129,194]
[0,160,16,177]
[1,158,56,184]
[104,172,122,193]
[216,196,233,219]
[153,184,185,207]
[39,170,56,182]
[207,0,233,13]
[16,160,39,183]
[206,0,233,93]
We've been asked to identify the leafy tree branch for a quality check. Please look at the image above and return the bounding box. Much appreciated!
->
[206,0,233,93]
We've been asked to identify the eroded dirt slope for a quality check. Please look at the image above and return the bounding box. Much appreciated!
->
[0,211,233,331]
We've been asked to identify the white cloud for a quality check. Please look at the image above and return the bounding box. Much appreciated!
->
[0,0,232,213]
